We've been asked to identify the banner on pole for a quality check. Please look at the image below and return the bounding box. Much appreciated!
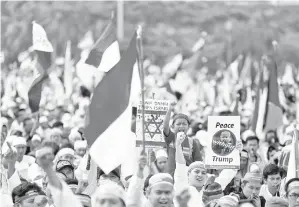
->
[136,99,170,147]
[205,116,240,169]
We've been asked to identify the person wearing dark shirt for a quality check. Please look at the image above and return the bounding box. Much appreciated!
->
[238,171,266,207]
[163,102,202,176]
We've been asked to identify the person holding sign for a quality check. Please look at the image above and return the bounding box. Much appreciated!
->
[163,102,202,176]
[174,133,237,207]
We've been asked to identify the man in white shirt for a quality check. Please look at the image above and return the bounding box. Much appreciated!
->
[259,164,283,201]
[1,142,22,207]
[12,136,35,180]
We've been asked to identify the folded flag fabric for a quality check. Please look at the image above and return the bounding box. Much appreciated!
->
[85,12,117,69]
[84,31,137,174]
[263,58,283,133]
[28,22,53,113]
[286,127,299,182]
[78,30,94,50]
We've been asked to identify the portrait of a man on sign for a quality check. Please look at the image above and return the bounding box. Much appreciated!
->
[212,129,236,156]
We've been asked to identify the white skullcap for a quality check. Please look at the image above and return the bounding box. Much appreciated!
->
[79,99,90,108]
[155,149,168,159]
[5,135,18,144]
[61,113,72,123]
[57,148,75,158]
[69,128,82,143]
[241,130,256,142]
[285,125,295,135]
[196,130,209,147]
[42,110,50,117]
[242,110,252,117]
[214,106,229,114]
[1,117,8,127]
[32,134,41,142]
[92,182,126,206]
[12,137,27,147]
[1,142,17,155]
[46,103,55,111]
[74,140,87,150]
[50,128,62,137]
[57,99,64,107]
[39,116,48,123]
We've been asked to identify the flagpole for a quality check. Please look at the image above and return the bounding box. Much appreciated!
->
[295,125,299,178]
[117,0,124,41]
[137,26,146,154]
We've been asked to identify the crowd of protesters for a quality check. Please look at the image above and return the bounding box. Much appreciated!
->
[1,28,299,207]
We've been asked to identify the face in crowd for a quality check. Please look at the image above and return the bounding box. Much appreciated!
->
[60,153,75,164]
[59,167,75,180]
[76,147,87,157]
[172,118,189,134]
[94,195,125,207]
[98,172,121,187]
[92,183,126,207]
[156,157,168,173]
[242,180,262,199]
[265,174,281,193]
[188,166,207,190]
[286,179,299,207]
[240,155,248,171]
[147,183,174,207]
[15,143,27,161]
[246,139,259,154]
[12,182,49,207]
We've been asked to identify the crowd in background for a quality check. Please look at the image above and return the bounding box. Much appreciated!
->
[1,19,299,207]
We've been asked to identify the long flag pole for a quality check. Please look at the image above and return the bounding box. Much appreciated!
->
[295,125,299,178]
[117,0,124,41]
[136,25,146,153]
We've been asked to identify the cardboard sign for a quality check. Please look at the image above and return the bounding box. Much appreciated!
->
[136,99,170,147]
[205,116,240,169]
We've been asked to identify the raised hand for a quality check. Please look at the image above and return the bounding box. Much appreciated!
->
[4,142,17,163]
[36,147,54,171]
[176,189,191,207]
[235,140,243,152]
[176,132,185,147]
[169,101,177,112]
[138,153,147,171]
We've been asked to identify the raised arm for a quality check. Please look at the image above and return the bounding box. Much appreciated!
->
[126,153,147,207]
[37,147,82,207]
[163,102,176,137]
[174,133,189,193]
[5,143,21,191]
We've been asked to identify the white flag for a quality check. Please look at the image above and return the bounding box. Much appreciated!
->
[32,22,53,52]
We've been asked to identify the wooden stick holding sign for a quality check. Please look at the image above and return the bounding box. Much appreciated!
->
[137,25,146,154]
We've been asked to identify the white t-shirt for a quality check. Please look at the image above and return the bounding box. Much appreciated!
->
[259,184,280,201]
[15,155,35,180]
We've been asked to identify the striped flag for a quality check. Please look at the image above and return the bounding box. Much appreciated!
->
[28,22,53,113]
[263,59,283,133]
[64,40,73,98]
[230,97,239,115]
[78,30,94,50]
[85,12,118,71]
[84,31,137,174]
[251,68,264,132]
[286,127,299,182]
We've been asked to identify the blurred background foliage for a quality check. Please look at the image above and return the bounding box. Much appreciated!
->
[1,1,299,74]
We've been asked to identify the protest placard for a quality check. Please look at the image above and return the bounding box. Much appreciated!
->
[136,99,170,147]
[205,116,240,169]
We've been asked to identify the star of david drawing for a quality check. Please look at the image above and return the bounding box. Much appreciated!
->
[144,114,163,139]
